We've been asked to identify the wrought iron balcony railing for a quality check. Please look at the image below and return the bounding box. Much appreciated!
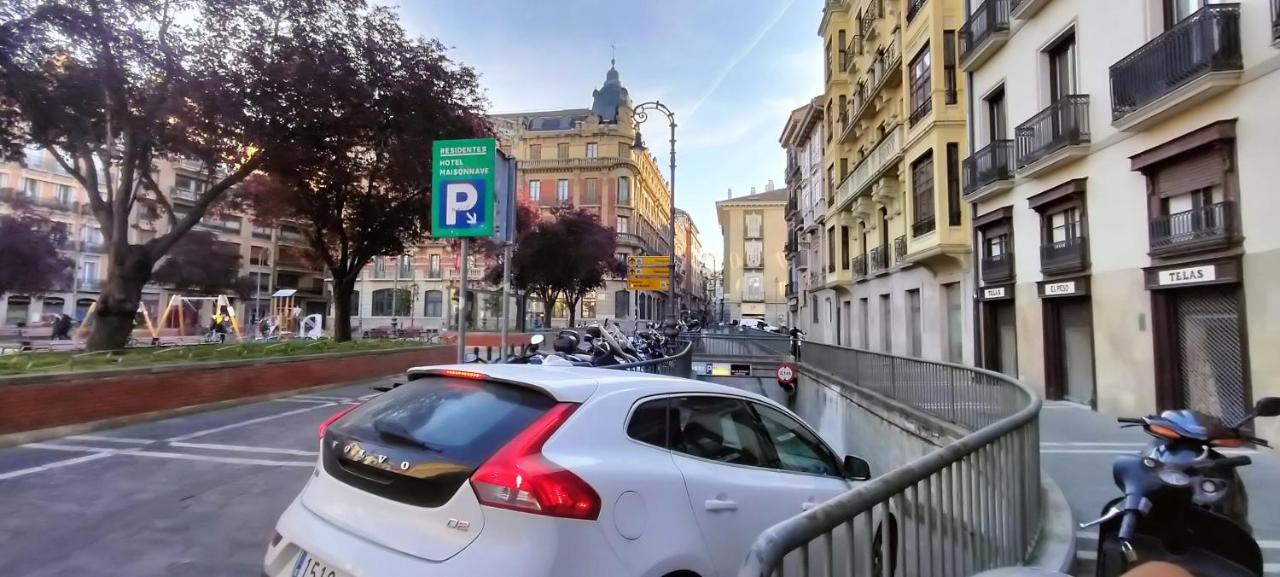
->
[1149,201,1235,253]
[869,246,889,272]
[959,0,1010,62]
[1040,235,1089,273]
[963,139,1014,196]
[1015,95,1090,170]
[981,253,1013,283]
[894,235,907,263]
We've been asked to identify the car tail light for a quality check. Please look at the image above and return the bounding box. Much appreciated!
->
[470,402,601,520]
[318,405,359,439]
[439,369,487,380]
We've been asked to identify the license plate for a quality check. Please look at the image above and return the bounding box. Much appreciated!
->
[291,551,349,577]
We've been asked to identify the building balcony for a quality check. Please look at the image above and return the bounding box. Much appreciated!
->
[894,235,907,264]
[797,250,810,270]
[911,215,936,238]
[1040,236,1089,275]
[519,157,633,171]
[1149,201,1237,257]
[959,0,1011,71]
[834,124,904,210]
[838,111,853,142]
[1009,0,1050,20]
[869,246,889,274]
[909,93,933,127]
[1109,4,1242,131]
[849,33,903,127]
[981,253,1013,284]
[963,140,1015,201]
[907,0,927,22]
[1015,95,1090,178]
[852,254,867,278]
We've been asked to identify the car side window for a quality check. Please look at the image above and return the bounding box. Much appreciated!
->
[671,396,778,469]
[751,403,842,477]
[627,398,672,448]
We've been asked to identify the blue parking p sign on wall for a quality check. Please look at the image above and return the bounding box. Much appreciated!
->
[432,138,496,238]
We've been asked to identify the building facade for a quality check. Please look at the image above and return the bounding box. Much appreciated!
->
[960,0,1280,439]
[490,61,676,326]
[0,151,327,331]
[674,209,707,321]
[814,0,975,361]
[717,188,790,325]
[782,98,827,335]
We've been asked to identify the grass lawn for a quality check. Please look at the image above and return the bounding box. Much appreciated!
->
[0,339,432,376]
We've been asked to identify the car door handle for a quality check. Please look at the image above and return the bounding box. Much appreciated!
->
[704,499,738,512]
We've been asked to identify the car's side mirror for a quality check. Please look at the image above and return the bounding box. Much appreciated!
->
[1255,397,1280,418]
[843,455,872,481]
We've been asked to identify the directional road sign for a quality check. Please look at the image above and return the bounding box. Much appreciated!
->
[628,265,670,278]
[432,138,496,238]
[626,277,670,291]
[630,255,672,267]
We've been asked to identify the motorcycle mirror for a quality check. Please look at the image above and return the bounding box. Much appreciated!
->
[530,334,544,346]
[1255,397,1280,418]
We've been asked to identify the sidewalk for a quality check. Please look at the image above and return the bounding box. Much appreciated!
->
[1039,400,1280,576]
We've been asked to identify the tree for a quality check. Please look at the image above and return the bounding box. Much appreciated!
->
[0,209,73,298]
[0,0,384,349]
[504,207,622,328]
[481,202,541,330]
[232,5,489,341]
[151,230,245,297]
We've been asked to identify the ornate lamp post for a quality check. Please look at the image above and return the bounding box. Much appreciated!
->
[631,101,677,321]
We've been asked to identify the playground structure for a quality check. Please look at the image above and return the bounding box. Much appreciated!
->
[74,299,161,341]
[77,294,242,342]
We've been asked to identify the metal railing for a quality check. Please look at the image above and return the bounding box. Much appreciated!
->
[1110,4,1241,122]
[959,0,1010,63]
[1015,95,1090,170]
[1040,236,1089,272]
[981,253,1013,283]
[909,91,933,126]
[912,215,936,238]
[1149,201,1234,251]
[739,343,1042,577]
[963,140,1014,196]
[894,235,907,263]
[869,246,889,272]
[852,254,867,277]
[604,339,693,377]
[686,330,791,358]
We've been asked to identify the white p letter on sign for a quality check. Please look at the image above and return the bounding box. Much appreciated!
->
[445,182,479,225]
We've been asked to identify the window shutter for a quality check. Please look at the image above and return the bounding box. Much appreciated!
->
[1153,149,1225,198]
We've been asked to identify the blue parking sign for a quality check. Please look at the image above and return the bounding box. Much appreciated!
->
[432,138,496,238]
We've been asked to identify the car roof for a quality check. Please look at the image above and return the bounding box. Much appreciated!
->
[405,364,773,405]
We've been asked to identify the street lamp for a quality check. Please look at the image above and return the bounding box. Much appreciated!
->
[631,101,677,322]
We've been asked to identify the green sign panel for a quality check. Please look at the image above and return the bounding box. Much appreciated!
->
[431,138,496,238]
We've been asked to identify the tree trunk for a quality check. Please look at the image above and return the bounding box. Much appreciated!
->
[567,294,579,327]
[516,292,528,332]
[331,276,357,341]
[86,247,154,351]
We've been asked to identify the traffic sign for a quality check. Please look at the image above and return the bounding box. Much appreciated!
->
[629,255,672,267]
[432,138,496,238]
[628,266,670,278]
[776,363,796,385]
[626,277,670,291]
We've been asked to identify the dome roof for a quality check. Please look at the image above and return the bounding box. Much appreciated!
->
[591,59,630,123]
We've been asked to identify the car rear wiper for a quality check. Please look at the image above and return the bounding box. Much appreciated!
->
[372,418,443,453]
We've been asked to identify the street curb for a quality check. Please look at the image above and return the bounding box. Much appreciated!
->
[0,376,390,449]
[1028,472,1077,575]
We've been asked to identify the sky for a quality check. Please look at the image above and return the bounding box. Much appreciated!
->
[392,0,823,262]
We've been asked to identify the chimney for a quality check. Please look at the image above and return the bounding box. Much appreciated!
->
[767,179,775,190]
[727,188,732,199]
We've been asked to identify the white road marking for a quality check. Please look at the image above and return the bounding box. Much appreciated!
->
[169,441,318,457]
[165,403,335,441]
[22,442,118,453]
[0,452,117,481]
[356,393,380,401]
[67,435,153,444]
[122,450,314,468]
[290,395,351,402]
[270,398,334,404]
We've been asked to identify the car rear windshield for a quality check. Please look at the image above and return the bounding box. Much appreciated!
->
[323,376,555,507]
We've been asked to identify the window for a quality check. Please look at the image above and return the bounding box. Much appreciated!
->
[586,142,598,158]
[840,226,851,270]
[879,294,892,352]
[529,144,541,161]
[943,31,957,105]
[81,226,104,244]
[55,184,71,205]
[907,289,922,357]
[615,290,630,317]
[617,215,630,234]
[557,143,569,159]
[582,295,596,318]
[1048,207,1081,243]
[583,178,599,204]
[348,290,360,316]
[556,179,569,203]
[371,288,410,317]
[825,39,833,81]
[752,403,840,476]
[947,143,961,226]
[745,240,763,269]
[670,396,774,468]
[250,246,270,266]
[528,180,541,202]
[398,255,413,279]
[839,156,848,181]
[812,296,819,323]
[81,258,99,284]
[743,272,764,301]
[428,254,442,279]
[1164,0,1205,29]
[1048,31,1077,102]
[627,398,672,447]
[619,142,630,158]
[986,233,1009,258]
[744,213,763,238]
[424,290,443,317]
[827,226,836,272]
[373,258,386,279]
[617,177,632,205]
[911,151,936,234]
[21,178,38,198]
[838,30,847,70]
[986,86,1007,142]
[6,296,30,326]
[909,44,932,123]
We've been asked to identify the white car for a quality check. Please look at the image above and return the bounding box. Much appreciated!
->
[264,364,872,577]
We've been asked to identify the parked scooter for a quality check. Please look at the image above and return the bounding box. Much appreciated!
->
[1083,397,1280,577]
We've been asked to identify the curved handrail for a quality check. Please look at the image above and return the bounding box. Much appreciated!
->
[738,343,1042,576]
[602,339,692,375]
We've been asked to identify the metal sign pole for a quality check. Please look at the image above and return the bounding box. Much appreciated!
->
[456,238,469,363]
[499,242,511,358]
